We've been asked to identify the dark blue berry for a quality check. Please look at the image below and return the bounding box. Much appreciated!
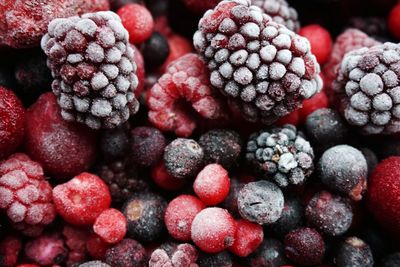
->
[271,196,304,237]
[100,127,130,161]
[247,238,288,267]
[334,237,374,267]
[142,32,170,69]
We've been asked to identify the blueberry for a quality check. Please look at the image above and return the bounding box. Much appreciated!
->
[334,237,374,267]
[271,196,304,237]
[246,238,288,267]
[142,32,170,69]
[100,127,130,161]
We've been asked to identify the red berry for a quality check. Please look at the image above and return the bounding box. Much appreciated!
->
[161,34,193,71]
[16,264,40,267]
[24,232,67,266]
[25,93,97,179]
[276,110,300,126]
[52,172,111,225]
[151,161,186,191]
[86,233,110,260]
[193,164,230,206]
[299,25,333,65]
[182,0,221,14]
[229,219,264,257]
[388,4,400,40]
[117,4,154,44]
[94,208,127,244]
[0,87,25,159]
[368,157,400,236]
[298,91,329,123]
[164,195,205,241]
[191,207,236,253]
[62,224,90,266]
[132,45,145,97]
[0,235,22,267]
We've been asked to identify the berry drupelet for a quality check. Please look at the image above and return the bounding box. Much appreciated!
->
[246,124,314,187]
[41,11,139,129]
[194,0,322,124]
[334,237,374,267]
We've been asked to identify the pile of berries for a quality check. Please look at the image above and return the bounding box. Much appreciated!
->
[1,0,400,266]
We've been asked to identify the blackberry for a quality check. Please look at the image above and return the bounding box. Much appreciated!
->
[332,42,400,135]
[105,239,147,267]
[96,159,149,204]
[41,11,139,129]
[382,252,400,267]
[252,0,300,32]
[246,238,288,267]
[246,124,314,187]
[142,32,170,69]
[271,196,303,237]
[193,0,322,124]
[334,237,374,267]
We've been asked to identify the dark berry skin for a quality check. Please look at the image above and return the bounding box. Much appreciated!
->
[197,251,232,267]
[334,237,374,267]
[381,252,400,267]
[100,127,130,161]
[122,192,167,243]
[359,147,378,176]
[130,126,167,166]
[246,238,288,267]
[142,32,170,69]
[271,196,304,237]
[284,227,325,266]
[164,138,204,179]
[105,239,146,267]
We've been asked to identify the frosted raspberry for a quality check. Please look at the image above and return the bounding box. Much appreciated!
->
[149,243,199,267]
[24,232,67,266]
[147,53,228,137]
[194,0,322,124]
[0,153,56,236]
[41,11,139,129]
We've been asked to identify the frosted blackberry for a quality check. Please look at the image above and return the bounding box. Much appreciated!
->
[193,0,322,124]
[252,0,300,32]
[41,11,139,129]
[246,124,314,187]
[332,42,400,135]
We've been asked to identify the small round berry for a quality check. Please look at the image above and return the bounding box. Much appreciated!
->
[271,196,304,237]
[142,32,170,69]
[105,239,146,267]
[284,227,325,266]
[298,90,329,123]
[381,252,400,267]
[100,127,129,161]
[164,195,205,242]
[246,238,288,267]
[0,87,25,159]
[237,180,284,225]
[318,145,368,201]
[52,172,111,225]
[164,138,204,179]
[197,251,232,267]
[93,208,127,244]
[151,161,186,191]
[388,4,400,40]
[193,164,230,206]
[191,207,236,253]
[199,129,242,169]
[305,190,353,237]
[229,219,264,257]
[24,233,67,266]
[334,237,374,267]
[130,126,167,166]
[299,24,332,64]
[117,4,154,44]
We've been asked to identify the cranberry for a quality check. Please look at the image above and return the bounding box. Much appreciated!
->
[93,208,127,244]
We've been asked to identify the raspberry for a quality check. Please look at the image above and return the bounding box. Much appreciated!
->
[86,233,110,260]
[0,153,56,236]
[104,239,146,267]
[271,196,303,237]
[193,164,230,206]
[252,0,300,32]
[298,24,332,65]
[25,92,97,179]
[151,161,186,191]
[79,261,110,267]
[388,4,400,40]
[93,208,127,244]
[52,172,111,225]
[194,0,322,124]
[142,32,170,69]
[182,0,221,14]
[24,232,67,266]
[149,243,198,267]
[0,235,22,267]
[147,53,228,137]
[191,207,236,253]
[0,87,25,159]
[161,34,193,71]
[0,0,109,48]
[368,157,400,235]
[246,238,288,267]
[229,219,264,257]
[164,195,205,241]
[41,11,139,129]
[334,237,374,267]
[246,124,314,187]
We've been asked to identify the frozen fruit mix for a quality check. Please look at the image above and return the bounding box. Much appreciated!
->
[1,0,400,266]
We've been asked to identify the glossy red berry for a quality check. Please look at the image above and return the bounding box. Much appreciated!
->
[94,208,127,244]
[388,4,400,40]
[193,164,230,206]
[229,219,264,257]
[299,24,333,65]
[52,172,111,225]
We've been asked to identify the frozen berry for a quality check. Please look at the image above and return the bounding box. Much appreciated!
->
[79,261,111,267]
[194,0,322,124]
[229,219,264,257]
[348,17,388,41]
[122,191,167,243]
[147,53,228,137]
[110,0,143,11]
[191,207,236,253]
[298,90,329,123]
[382,252,400,267]
[132,45,145,97]
[360,147,378,176]
[149,243,198,267]
[0,87,25,159]
[334,237,374,267]
[164,138,204,179]
[164,195,205,241]
[117,4,154,44]
[197,251,232,267]
[100,127,130,161]
[130,126,167,166]
[0,235,22,267]
[151,161,186,191]
[24,233,67,266]
[368,156,400,235]
[318,145,368,201]
[388,4,400,40]
[94,208,127,244]
[199,129,242,169]
[41,11,139,129]
[25,92,97,179]
[246,125,314,187]
[142,32,170,69]
[237,180,284,224]
[105,238,146,267]
[62,224,90,266]
[284,227,325,266]
[193,164,230,206]
[53,172,111,225]
[246,238,288,267]
[271,196,304,237]
[222,175,254,217]
[86,233,110,260]
[299,24,332,64]
[305,190,353,236]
